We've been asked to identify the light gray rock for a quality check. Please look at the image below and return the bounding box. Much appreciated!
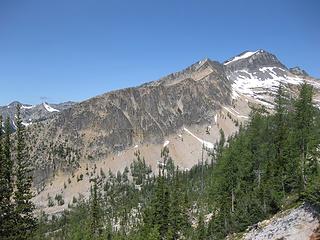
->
[243,203,319,240]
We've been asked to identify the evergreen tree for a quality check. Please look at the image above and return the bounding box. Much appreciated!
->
[0,116,15,239]
[213,129,225,165]
[273,83,290,196]
[294,83,316,192]
[196,213,206,240]
[167,170,189,239]
[305,173,320,207]
[142,173,170,240]
[0,115,6,236]
[90,178,102,237]
[14,105,36,239]
[130,151,151,186]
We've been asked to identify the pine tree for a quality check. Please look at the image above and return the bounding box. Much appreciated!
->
[0,115,6,236]
[167,170,189,239]
[0,116,15,239]
[273,83,290,196]
[294,83,316,192]
[14,105,36,239]
[213,129,225,164]
[292,83,320,204]
[142,173,171,240]
[197,212,206,240]
[130,151,151,186]
[90,178,102,237]
[305,173,320,207]
[4,117,13,203]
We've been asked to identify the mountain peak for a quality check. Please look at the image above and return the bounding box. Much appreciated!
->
[289,66,309,77]
[198,58,210,65]
[8,101,22,106]
[224,50,261,65]
[224,49,286,71]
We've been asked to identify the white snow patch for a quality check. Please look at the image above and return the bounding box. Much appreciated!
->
[43,103,60,112]
[183,127,214,149]
[163,140,170,147]
[12,120,17,130]
[224,51,259,65]
[223,106,249,119]
[232,89,240,99]
[133,145,138,149]
[21,105,35,110]
[22,122,32,127]
[230,67,303,108]
[214,114,218,124]
[1,122,5,133]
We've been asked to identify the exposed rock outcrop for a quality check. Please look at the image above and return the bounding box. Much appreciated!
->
[241,203,319,240]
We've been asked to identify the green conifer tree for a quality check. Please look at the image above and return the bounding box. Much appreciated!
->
[14,105,36,239]
[294,83,316,192]
[0,116,16,239]
[90,178,102,237]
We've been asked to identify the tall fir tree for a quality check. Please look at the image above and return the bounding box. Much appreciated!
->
[14,105,36,239]
[142,173,170,240]
[294,83,316,192]
[167,169,189,239]
[196,212,206,240]
[0,116,15,239]
[273,83,290,196]
[4,117,13,200]
[0,115,5,236]
[90,178,102,238]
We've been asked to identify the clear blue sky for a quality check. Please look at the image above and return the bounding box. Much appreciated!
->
[0,0,319,105]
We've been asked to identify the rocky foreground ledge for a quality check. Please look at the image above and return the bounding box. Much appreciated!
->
[228,203,320,240]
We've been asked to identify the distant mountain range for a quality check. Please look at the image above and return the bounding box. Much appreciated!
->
[0,101,75,129]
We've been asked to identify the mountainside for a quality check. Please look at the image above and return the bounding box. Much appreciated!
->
[29,58,233,187]
[18,49,319,214]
